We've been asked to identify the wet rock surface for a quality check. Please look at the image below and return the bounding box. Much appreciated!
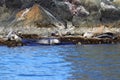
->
[100,9,120,22]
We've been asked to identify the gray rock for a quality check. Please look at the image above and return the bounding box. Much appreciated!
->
[100,9,120,23]
[5,0,22,10]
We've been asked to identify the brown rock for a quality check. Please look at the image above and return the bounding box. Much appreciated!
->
[16,4,48,27]
[24,4,43,22]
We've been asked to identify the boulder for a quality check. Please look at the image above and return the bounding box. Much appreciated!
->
[51,1,73,26]
[80,0,100,12]
[0,0,4,7]
[16,4,43,24]
[100,9,120,22]
[16,4,61,28]
[5,0,22,10]
[38,0,55,9]
[100,1,120,22]
[72,0,101,27]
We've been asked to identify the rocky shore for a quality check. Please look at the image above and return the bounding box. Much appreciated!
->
[0,0,120,46]
[0,32,119,47]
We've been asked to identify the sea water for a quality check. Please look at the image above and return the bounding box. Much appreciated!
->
[0,44,120,80]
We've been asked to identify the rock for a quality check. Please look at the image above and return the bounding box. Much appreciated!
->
[100,9,120,22]
[75,6,90,16]
[37,0,54,8]
[100,2,117,10]
[54,1,73,24]
[99,0,120,22]
[80,0,100,12]
[72,0,100,27]
[15,3,65,29]
[71,0,81,5]
[16,4,44,26]
[5,0,22,10]
[52,0,89,25]
[0,0,4,7]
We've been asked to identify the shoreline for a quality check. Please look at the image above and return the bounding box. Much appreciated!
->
[0,33,119,47]
[0,22,120,47]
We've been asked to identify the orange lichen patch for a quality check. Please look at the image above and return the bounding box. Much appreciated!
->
[25,4,43,22]
[16,4,43,27]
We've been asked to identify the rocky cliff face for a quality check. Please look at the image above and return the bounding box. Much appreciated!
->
[0,0,120,35]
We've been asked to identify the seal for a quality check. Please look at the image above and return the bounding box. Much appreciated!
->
[37,38,60,45]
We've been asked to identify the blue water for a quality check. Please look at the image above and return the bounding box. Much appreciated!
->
[0,44,120,80]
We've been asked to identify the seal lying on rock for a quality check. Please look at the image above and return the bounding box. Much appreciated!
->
[83,32,94,38]
[94,32,117,39]
[5,31,22,41]
[37,38,60,45]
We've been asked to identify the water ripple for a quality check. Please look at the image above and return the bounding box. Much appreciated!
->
[0,44,120,80]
